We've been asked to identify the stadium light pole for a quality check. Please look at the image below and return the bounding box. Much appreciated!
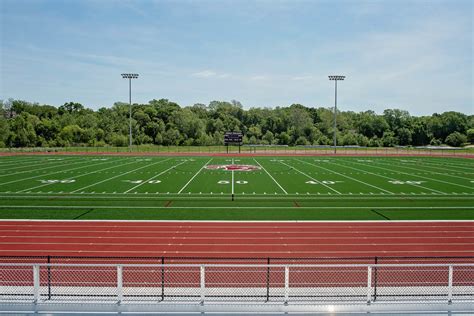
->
[328,75,345,154]
[121,73,139,150]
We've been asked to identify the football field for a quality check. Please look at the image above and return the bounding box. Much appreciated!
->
[0,154,472,220]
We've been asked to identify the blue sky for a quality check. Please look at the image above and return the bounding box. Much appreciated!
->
[1,0,472,115]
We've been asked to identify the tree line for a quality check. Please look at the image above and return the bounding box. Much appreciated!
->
[0,99,472,148]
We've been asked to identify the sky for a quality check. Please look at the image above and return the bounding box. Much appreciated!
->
[0,0,472,115]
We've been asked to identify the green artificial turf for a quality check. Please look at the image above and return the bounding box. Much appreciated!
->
[0,155,472,220]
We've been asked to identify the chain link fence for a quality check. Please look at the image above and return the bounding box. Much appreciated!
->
[0,263,472,305]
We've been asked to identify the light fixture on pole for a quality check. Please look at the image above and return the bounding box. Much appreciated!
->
[328,75,345,154]
[121,73,139,150]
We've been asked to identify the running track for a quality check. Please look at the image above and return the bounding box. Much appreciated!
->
[0,220,472,258]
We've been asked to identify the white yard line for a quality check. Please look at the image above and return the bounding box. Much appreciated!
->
[70,158,172,193]
[177,158,213,194]
[0,157,61,168]
[0,156,86,178]
[401,159,474,174]
[357,160,472,190]
[231,158,234,196]
[376,160,473,182]
[254,158,288,194]
[411,159,474,170]
[332,160,448,195]
[16,158,138,193]
[279,161,341,194]
[123,160,187,193]
[0,158,125,187]
[296,159,394,194]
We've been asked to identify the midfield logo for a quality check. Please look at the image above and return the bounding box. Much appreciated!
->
[205,164,261,171]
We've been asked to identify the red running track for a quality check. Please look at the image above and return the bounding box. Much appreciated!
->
[0,220,472,259]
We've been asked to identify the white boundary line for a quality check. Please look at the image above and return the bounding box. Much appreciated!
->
[254,158,288,194]
[0,219,471,222]
[177,158,213,194]
[331,160,448,195]
[123,160,188,193]
[279,161,341,194]
[373,160,474,184]
[16,158,136,193]
[70,158,172,193]
[296,159,394,194]
[3,205,473,210]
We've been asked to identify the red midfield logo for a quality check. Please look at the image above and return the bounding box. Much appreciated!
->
[205,164,261,171]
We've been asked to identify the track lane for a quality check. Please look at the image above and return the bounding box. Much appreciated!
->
[0,220,472,258]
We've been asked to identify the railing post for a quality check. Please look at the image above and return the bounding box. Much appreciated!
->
[47,255,51,300]
[200,265,205,305]
[367,266,372,305]
[117,265,123,304]
[266,258,270,302]
[284,265,289,305]
[161,257,165,301]
[448,265,453,304]
[33,265,40,303]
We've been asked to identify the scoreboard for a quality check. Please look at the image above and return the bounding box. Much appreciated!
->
[224,132,243,145]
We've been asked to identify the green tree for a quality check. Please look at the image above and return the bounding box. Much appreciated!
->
[445,132,467,147]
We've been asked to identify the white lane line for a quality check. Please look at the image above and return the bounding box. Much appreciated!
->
[374,160,474,184]
[297,159,394,194]
[70,158,172,193]
[333,160,448,195]
[0,156,87,178]
[0,158,125,187]
[2,249,473,254]
[3,235,470,240]
[123,160,187,193]
[3,205,472,210]
[177,158,213,194]
[16,158,137,193]
[254,158,288,194]
[279,161,341,194]
[0,241,471,246]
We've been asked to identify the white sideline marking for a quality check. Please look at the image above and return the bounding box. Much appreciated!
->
[3,205,473,210]
[254,158,288,194]
[278,161,341,194]
[0,158,129,187]
[297,159,393,194]
[17,159,140,193]
[70,158,172,193]
[123,160,187,193]
[178,158,213,194]
[332,160,447,195]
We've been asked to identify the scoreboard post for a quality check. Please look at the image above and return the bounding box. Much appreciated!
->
[224,132,243,153]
